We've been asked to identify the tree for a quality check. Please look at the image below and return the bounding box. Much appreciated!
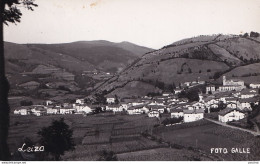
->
[20,100,33,106]
[38,118,75,160]
[250,31,259,37]
[115,94,119,104]
[98,150,118,161]
[243,33,249,37]
[188,68,192,73]
[0,0,37,160]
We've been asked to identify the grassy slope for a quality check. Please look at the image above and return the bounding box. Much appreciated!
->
[93,34,260,98]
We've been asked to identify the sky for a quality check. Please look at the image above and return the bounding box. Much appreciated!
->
[4,0,260,49]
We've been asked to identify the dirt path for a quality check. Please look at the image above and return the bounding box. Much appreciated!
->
[204,118,260,136]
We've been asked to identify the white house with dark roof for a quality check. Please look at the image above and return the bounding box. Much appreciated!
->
[106,96,116,104]
[46,106,59,115]
[174,88,183,94]
[206,85,216,94]
[171,108,184,118]
[76,99,85,105]
[60,106,75,114]
[218,108,245,123]
[183,109,204,122]
[14,107,30,115]
[106,104,123,113]
[240,89,258,99]
[250,83,260,89]
[148,105,165,113]
[148,110,160,118]
[239,97,259,110]
[162,92,172,97]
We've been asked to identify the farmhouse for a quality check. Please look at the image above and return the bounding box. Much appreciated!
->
[14,107,30,115]
[60,107,75,114]
[127,106,143,115]
[250,83,260,89]
[174,88,183,94]
[76,99,85,105]
[46,106,59,114]
[148,105,165,113]
[148,110,160,118]
[206,85,215,94]
[239,97,259,110]
[225,98,238,109]
[240,89,258,99]
[218,108,245,123]
[106,97,116,104]
[162,92,172,97]
[183,109,204,123]
[76,105,92,114]
[106,104,123,113]
[170,109,184,118]
[31,105,47,116]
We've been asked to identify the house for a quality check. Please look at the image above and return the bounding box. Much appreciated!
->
[76,105,92,114]
[45,100,53,106]
[218,108,245,123]
[148,105,165,113]
[60,107,75,114]
[239,97,259,110]
[178,98,189,104]
[168,95,179,102]
[206,85,215,94]
[170,109,184,118]
[14,107,30,115]
[14,109,20,115]
[31,106,46,116]
[250,83,260,89]
[204,97,219,109]
[76,99,85,105]
[148,110,160,118]
[240,89,258,99]
[191,102,205,110]
[106,104,123,113]
[174,88,183,94]
[183,109,204,123]
[120,103,129,110]
[46,106,59,115]
[106,97,116,104]
[20,108,29,115]
[162,92,172,97]
[141,97,152,103]
[127,106,143,115]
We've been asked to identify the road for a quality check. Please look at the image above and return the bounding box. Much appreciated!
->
[204,118,260,137]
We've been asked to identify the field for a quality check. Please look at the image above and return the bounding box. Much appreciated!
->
[8,113,162,160]
[8,113,260,161]
[153,120,260,161]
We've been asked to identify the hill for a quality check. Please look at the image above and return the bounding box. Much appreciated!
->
[4,40,153,101]
[4,40,153,74]
[92,33,260,99]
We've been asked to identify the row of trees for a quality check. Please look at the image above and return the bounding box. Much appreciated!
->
[0,0,38,160]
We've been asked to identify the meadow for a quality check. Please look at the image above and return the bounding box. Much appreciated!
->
[8,113,260,161]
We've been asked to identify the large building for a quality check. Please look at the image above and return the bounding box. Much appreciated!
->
[183,109,204,122]
[219,76,245,92]
[218,108,245,123]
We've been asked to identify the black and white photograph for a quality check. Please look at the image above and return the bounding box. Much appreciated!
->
[1,0,260,162]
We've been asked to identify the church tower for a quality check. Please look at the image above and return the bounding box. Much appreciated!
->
[223,76,226,86]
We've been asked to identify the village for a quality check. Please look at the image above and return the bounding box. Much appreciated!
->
[14,76,260,125]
